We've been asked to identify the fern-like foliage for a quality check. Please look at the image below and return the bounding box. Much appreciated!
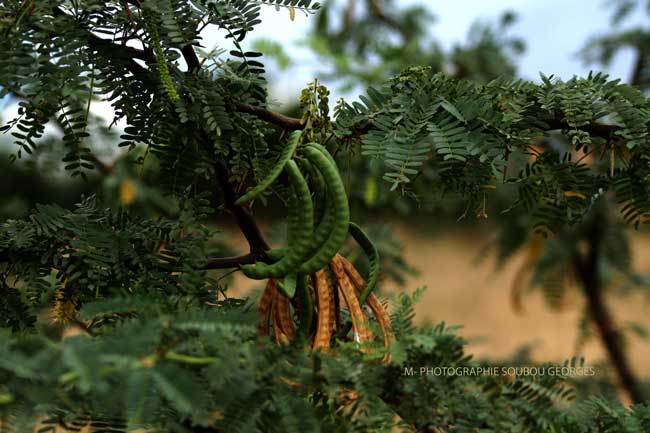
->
[335,69,650,233]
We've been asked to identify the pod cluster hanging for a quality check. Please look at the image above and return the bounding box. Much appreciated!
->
[236,131,392,356]
[257,255,393,359]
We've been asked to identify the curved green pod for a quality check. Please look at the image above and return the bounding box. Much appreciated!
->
[298,144,350,274]
[240,159,314,279]
[296,156,327,226]
[277,273,297,298]
[348,222,380,305]
[304,141,337,167]
[264,248,287,263]
[295,157,338,270]
[235,131,302,206]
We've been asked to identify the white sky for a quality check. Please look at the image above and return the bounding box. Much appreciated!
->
[211,0,646,105]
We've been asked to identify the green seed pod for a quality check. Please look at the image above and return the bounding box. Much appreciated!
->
[296,156,327,226]
[277,273,297,298]
[235,131,302,206]
[294,156,337,269]
[241,159,314,279]
[265,248,287,263]
[347,222,380,305]
[298,144,349,274]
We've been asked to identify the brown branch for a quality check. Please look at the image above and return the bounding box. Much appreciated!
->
[204,253,257,269]
[85,153,114,175]
[366,0,407,37]
[37,5,276,273]
[630,49,647,88]
[235,103,304,130]
[181,44,201,72]
[53,6,155,79]
[204,252,277,269]
[121,0,134,22]
[214,161,270,255]
[232,103,619,140]
[572,216,645,405]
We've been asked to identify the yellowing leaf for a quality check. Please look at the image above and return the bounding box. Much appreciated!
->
[563,191,587,200]
[120,180,137,205]
[289,6,296,21]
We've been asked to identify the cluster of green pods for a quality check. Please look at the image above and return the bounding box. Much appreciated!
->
[237,132,379,302]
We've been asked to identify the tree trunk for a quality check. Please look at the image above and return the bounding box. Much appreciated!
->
[573,219,645,404]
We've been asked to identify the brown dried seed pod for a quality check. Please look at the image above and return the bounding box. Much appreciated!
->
[258,279,277,337]
[338,255,394,363]
[330,257,373,347]
[275,287,296,338]
[333,275,341,333]
[272,297,290,346]
[279,376,302,390]
[312,270,334,352]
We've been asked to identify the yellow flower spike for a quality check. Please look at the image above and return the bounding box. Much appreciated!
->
[119,180,137,206]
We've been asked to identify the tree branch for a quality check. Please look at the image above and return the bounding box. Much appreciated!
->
[181,44,201,72]
[214,161,270,255]
[572,214,645,405]
[366,0,407,38]
[203,252,277,269]
[631,54,644,87]
[235,103,304,130]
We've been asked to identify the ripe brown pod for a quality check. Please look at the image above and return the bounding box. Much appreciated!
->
[274,287,296,338]
[258,279,277,337]
[337,255,393,362]
[330,257,373,349]
[312,270,334,352]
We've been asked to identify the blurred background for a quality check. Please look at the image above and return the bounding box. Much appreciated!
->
[3,0,650,400]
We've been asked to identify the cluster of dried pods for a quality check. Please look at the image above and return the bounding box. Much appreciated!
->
[258,254,393,361]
